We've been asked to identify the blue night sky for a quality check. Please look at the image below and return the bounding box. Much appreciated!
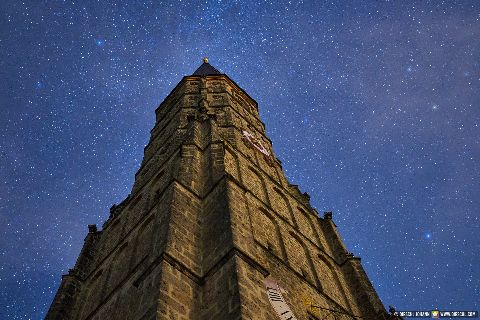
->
[0,1,479,318]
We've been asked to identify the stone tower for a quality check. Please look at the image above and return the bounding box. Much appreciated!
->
[46,59,398,320]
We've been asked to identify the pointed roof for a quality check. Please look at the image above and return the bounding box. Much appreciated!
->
[192,57,222,76]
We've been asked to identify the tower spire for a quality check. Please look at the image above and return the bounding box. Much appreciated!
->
[192,57,221,76]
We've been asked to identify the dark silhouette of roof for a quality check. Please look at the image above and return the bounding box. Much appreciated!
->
[192,58,222,76]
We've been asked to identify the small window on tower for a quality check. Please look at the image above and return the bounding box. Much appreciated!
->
[301,267,309,279]
[266,241,274,252]
[129,194,142,210]
[109,218,120,230]
[92,269,103,281]
[298,206,308,216]
[151,171,165,197]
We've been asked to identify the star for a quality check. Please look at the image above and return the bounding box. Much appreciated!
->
[95,39,105,46]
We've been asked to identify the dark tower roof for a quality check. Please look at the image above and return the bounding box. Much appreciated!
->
[192,57,222,76]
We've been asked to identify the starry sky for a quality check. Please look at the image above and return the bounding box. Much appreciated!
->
[0,1,479,319]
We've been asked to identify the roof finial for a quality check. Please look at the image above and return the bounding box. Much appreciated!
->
[203,57,209,63]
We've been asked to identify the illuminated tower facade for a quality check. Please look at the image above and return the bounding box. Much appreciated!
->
[46,59,397,320]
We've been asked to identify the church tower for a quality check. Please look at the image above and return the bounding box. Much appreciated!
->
[46,59,398,320]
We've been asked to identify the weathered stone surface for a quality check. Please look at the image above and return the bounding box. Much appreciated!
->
[46,62,392,320]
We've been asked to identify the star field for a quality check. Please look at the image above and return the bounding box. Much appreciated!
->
[0,1,479,318]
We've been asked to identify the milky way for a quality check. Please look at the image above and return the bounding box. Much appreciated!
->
[0,1,479,318]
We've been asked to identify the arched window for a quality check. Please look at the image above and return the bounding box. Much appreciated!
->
[252,208,286,261]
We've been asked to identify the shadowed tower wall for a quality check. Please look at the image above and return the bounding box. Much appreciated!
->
[46,60,392,320]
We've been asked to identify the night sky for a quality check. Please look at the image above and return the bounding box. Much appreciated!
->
[1,1,479,319]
